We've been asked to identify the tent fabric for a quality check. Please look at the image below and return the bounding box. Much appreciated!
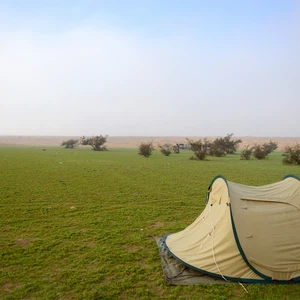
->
[155,237,234,285]
[229,177,300,281]
[163,175,300,284]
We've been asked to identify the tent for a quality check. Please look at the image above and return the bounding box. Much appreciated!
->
[160,174,300,284]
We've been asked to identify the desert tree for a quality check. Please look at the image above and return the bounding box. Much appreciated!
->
[138,141,154,157]
[209,138,227,157]
[240,145,253,160]
[61,139,78,149]
[80,135,108,151]
[223,133,242,154]
[187,138,211,160]
[252,141,278,160]
[210,133,242,157]
[282,143,300,165]
[262,140,278,155]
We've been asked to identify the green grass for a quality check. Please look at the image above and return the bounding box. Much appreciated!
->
[1,146,300,299]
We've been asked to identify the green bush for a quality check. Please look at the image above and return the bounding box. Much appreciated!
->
[81,135,108,151]
[61,139,78,149]
[210,134,242,157]
[262,140,278,155]
[240,145,252,160]
[187,138,210,160]
[138,142,154,157]
[282,143,300,165]
[253,141,278,160]
[209,138,226,157]
[252,144,268,159]
[158,144,172,156]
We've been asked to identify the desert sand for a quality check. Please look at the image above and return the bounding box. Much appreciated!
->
[0,135,299,150]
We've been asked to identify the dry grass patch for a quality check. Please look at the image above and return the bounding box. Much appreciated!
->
[126,245,143,252]
[2,282,21,293]
[14,238,33,247]
[151,221,165,228]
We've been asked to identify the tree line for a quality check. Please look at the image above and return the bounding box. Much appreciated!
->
[61,134,300,165]
[138,134,300,165]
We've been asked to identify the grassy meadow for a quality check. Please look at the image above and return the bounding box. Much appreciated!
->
[1,146,300,300]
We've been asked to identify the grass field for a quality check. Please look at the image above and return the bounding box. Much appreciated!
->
[1,146,300,299]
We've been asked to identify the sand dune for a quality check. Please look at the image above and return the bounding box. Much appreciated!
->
[1,135,299,150]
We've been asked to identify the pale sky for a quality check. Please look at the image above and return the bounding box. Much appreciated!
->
[1,1,299,136]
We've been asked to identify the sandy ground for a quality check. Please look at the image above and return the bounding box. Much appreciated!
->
[0,135,299,150]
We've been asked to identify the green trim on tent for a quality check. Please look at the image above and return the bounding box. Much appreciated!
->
[228,175,300,283]
[162,235,300,284]
[215,175,300,283]
[206,175,229,203]
[164,175,300,284]
[282,174,300,181]
[162,235,266,283]
[228,204,272,282]
[207,175,273,281]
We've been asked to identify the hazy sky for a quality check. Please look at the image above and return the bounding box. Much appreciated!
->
[1,1,299,136]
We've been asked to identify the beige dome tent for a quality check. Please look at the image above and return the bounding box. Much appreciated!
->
[161,175,300,284]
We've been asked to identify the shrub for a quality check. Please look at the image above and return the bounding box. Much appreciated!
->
[61,139,78,149]
[240,145,252,160]
[252,141,278,160]
[224,133,242,154]
[186,138,211,160]
[282,144,300,165]
[210,134,242,157]
[80,135,108,151]
[262,140,278,155]
[209,138,227,157]
[158,144,172,156]
[252,144,268,159]
[138,142,154,157]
